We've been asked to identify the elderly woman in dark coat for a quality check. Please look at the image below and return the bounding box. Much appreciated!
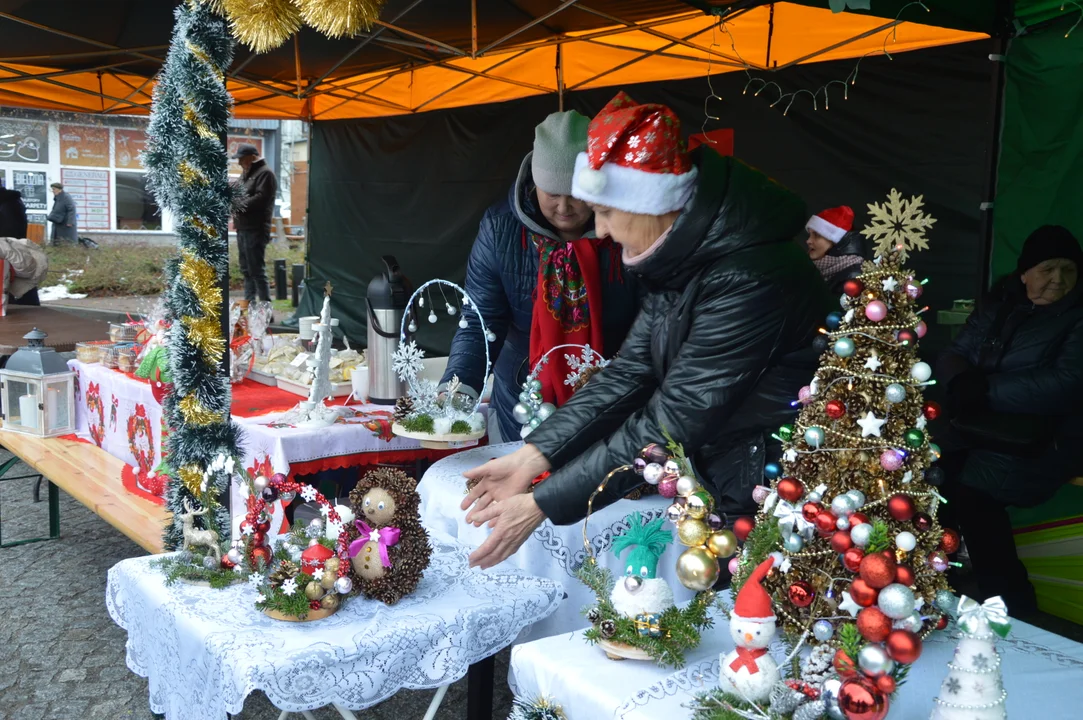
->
[461,93,830,569]
[938,225,1083,615]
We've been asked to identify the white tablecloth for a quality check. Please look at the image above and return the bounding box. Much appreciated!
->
[509,598,1083,720]
[105,535,562,720]
[418,442,697,642]
[71,359,164,475]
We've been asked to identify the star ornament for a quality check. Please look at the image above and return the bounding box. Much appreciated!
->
[864,353,883,371]
[840,591,862,617]
[857,411,887,438]
[882,276,899,292]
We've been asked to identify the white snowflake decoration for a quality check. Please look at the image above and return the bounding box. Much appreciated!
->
[256,593,266,604]
[313,568,325,581]
[391,340,426,382]
[281,578,298,596]
[300,485,318,502]
[247,573,263,589]
[407,378,440,416]
[860,188,937,261]
[562,344,610,388]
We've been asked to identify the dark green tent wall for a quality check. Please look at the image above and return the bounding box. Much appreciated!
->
[992,15,1083,280]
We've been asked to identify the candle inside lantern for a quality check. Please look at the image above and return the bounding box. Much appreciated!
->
[46,387,59,428]
[19,394,38,429]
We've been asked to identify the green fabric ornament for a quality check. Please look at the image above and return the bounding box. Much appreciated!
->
[137,346,172,383]
[612,511,673,579]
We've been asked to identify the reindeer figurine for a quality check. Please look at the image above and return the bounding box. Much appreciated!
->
[179,499,221,562]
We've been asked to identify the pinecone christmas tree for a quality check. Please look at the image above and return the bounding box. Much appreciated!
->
[931,596,1010,720]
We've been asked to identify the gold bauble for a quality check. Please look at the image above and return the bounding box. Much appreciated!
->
[320,569,337,590]
[320,592,340,611]
[676,547,720,591]
[304,581,324,601]
[324,557,340,575]
[706,529,738,558]
[677,518,710,547]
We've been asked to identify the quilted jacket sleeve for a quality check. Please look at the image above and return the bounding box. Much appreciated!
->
[527,302,658,469]
[441,210,511,395]
[937,304,997,384]
[987,315,1083,414]
[533,272,792,525]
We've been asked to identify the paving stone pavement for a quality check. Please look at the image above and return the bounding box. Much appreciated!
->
[0,449,515,720]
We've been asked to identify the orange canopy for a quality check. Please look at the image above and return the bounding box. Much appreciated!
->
[0,2,984,119]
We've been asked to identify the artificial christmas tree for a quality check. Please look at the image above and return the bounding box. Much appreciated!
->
[931,596,1010,720]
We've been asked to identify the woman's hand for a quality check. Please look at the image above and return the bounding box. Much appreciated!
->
[468,493,546,569]
[461,444,550,525]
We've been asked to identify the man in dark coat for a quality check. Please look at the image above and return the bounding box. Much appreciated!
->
[441,111,640,442]
[938,225,1083,615]
[0,186,28,239]
[805,205,866,295]
[462,94,829,569]
[47,182,77,245]
[232,143,277,302]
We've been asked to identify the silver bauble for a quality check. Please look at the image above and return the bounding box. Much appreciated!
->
[485,330,497,342]
[536,403,556,421]
[820,677,846,720]
[529,379,543,392]
[459,317,469,329]
[308,518,323,532]
[642,463,665,485]
[226,548,242,565]
[813,619,834,641]
[663,459,681,475]
[894,612,924,633]
[857,644,894,676]
[836,516,851,531]
[675,475,698,497]
[279,491,296,505]
[529,416,542,429]
[512,402,534,425]
[427,311,438,324]
[623,575,643,593]
[850,523,874,547]
[804,426,826,448]
[665,503,685,523]
[807,491,822,504]
[895,531,917,552]
[202,555,216,569]
[335,576,353,594]
[830,494,857,517]
[446,303,457,316]
[253,475,268,492]
[885,383,907,403]
[846,489,866,507]
[408,320,418,333]
[877,583,917,620]
[783,533,805,553]
[935,589,958,613]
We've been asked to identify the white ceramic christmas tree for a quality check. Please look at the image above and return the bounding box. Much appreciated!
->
[281,283,348,428]
[931,596,1010,720]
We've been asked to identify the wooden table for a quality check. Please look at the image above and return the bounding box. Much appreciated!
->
[0,429,167,552]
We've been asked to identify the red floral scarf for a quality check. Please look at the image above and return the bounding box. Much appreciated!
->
[528,228,617,407]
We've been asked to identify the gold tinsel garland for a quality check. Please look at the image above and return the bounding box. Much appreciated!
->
[211,0,385,53]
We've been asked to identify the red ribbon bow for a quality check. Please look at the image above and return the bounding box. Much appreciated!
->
[729,647,768,675]
[348,520,400,568]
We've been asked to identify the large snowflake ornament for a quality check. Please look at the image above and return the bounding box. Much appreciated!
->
[860,188,937,261]
[563,344,609,388]
[407,378,439,416]
[391,340,425,382]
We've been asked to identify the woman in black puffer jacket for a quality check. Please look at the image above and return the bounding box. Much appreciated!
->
[461,93,830,569]
[938,225,1083,615]
[805,205,867,295]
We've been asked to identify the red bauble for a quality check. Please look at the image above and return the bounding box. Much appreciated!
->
[843,278,864,297]
[857,607,892,642]
[838,677,889,720]
[220,553,236,570]
[897,329,917,346]
[251,531,267,547]
[894,565,915,586]
[850,512,870,527]
[940,528,961,554]
[249,545,272,567]
[912,512,932,532]
[239,519,255,536]
[860,553,896,589]
[843,547,865,572]
[733,516,755,541]
[849,578,879,607]
[831,530,854,554]
[815,510,838,535]
[886,629,923,664]
[833,649,858,678]
[777,477,805,503]
[876,675,897,695]
[789,580,815,608]
[882,550,896,560]
[256,519,271,534]
[922,401,942,421]
[803,502,822,522]
[936,615,949,630]
[825,399,847,419]
[887,494,916,521]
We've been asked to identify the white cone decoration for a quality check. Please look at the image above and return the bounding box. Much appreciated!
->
[931,596,1009,720]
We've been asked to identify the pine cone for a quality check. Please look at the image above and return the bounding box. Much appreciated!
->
[269,560,298,587]
[392,396,414,423]
[792,699,826,720]
[573,363,605,392]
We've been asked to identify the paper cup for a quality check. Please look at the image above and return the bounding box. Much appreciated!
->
[298,316,320,340]
[350,366,369,404]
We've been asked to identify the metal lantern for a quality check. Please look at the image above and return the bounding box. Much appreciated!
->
[0,328,76,437]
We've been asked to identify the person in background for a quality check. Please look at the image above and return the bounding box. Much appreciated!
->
[47,182,77,246]
[441,110,639,443]
[0,185,28,240]
[461,93,828,570]
[0,186,40,306]
[805,205,866,295]
[937,225,1083,616]
[232,143,277,302]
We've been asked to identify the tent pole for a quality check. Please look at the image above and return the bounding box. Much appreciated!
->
[979,38,1008,302]
[294,35,303,97]
[471,0,478,59]
[478,0,581,55]
[557,44,564,111]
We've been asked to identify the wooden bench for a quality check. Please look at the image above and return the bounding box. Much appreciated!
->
[0,430,167,552]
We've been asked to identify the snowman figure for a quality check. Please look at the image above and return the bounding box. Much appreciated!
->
[720,556,780,703]
[609,512,676,623]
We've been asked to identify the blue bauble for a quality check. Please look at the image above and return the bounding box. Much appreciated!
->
[826,311,842,330]
[783,534,805,553]
[813,620,834,642]
[804,426,826,448]
[833,337,856,358]
[764,462,782,480]
[885,383,907,403]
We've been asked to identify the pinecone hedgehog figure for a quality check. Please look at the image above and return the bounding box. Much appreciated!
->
[346,467,432,605]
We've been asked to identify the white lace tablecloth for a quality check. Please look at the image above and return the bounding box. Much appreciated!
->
[105,535,562,720]
[418,442,696,642]
[509,598,1083,720]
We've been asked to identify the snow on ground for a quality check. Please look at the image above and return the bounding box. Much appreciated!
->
[38,284,89,301]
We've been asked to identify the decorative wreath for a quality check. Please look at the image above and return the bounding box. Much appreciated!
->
[85,382,105,447]
[127,404,155,475]
[515,343,608,440]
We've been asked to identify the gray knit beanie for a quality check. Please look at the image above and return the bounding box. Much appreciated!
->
[531,110,590,196]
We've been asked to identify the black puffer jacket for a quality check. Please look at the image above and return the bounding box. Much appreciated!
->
[0,188,28,239]
[938,281,1083,504]
[529,150,831,525]
[818,231,867,295]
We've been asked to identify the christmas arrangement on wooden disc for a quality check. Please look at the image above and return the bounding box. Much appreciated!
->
[391,279,488,448]
[515,343,608,440]
[693,190,955,719]
[343,467,432,606]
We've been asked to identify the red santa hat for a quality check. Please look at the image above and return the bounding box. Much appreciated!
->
[732,556,777,623]
[806,206,854,244]
[572,92,698,216]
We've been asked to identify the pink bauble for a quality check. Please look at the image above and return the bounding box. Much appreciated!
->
[798,386,812,404]
[658,477,678,498]
[728,557,740,574]
[752,485,771,504]
[879,450,904,471]
[865,301,888,322]
[915,321,928,338]
[906,281,923,299]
